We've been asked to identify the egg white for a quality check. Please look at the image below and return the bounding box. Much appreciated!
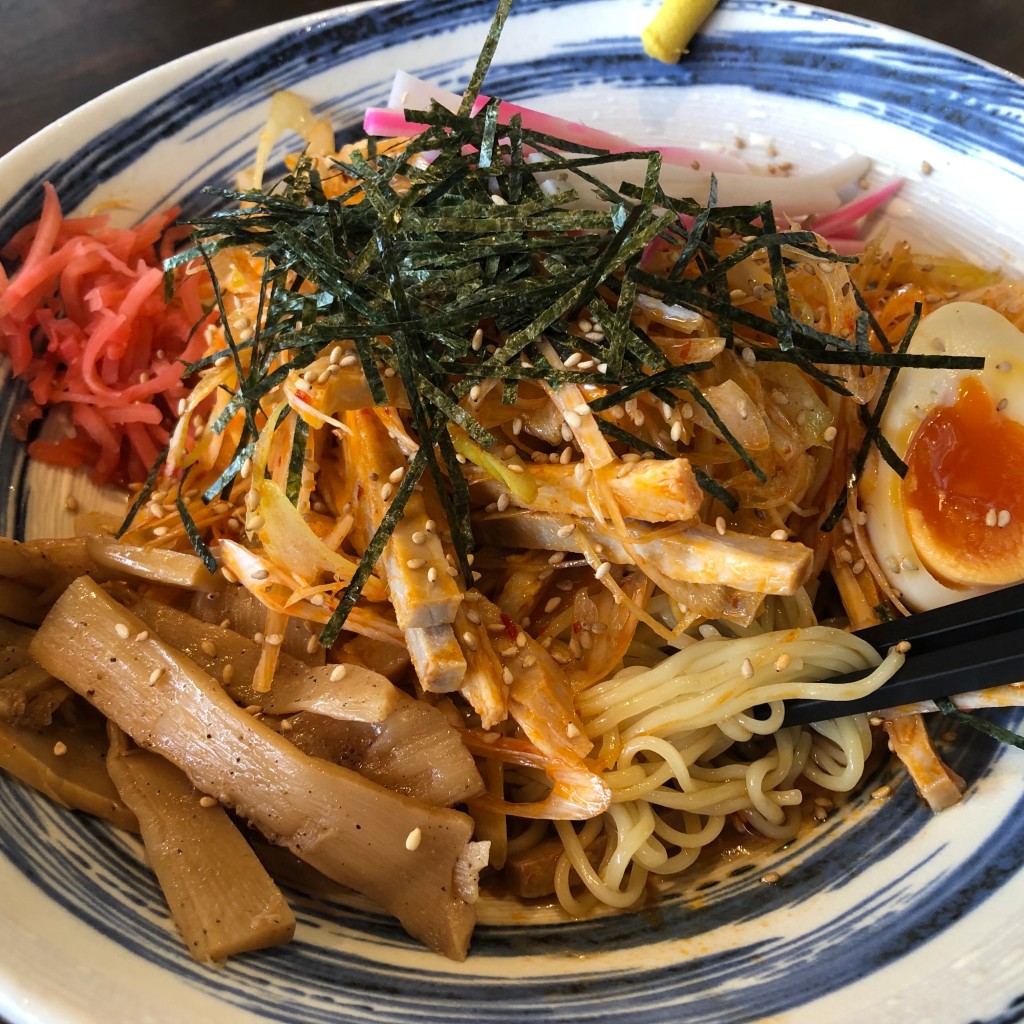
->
[860,301,1024,611]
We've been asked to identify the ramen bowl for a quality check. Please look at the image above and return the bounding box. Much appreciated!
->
[0,2,1023,1022]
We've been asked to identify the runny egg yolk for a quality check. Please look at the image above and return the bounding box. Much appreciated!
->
[901,375,1024,587]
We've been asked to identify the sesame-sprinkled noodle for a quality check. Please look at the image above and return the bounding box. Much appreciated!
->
[546,624,902,915]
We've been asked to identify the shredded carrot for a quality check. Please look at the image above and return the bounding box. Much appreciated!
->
[0,183,213,485]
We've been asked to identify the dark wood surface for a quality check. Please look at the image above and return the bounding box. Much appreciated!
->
[0,0,1021,157]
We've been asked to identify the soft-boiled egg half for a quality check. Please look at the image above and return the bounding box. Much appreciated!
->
[861,301,1024,611]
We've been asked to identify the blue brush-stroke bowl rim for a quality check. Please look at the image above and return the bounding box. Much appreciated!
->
[0,2,1023,1023]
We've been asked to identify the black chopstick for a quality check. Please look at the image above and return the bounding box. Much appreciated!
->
[852,581,1024,657]
[780,583,1024,726]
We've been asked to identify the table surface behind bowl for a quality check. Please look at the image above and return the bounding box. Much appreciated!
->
[0,0,1022,158]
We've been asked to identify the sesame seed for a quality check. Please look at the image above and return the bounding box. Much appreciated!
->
[115,623,130,639]
[996,361,1012,372]
[741,658,755,679]
[221,567,237,584]
[406,558,427,570]
[522,654,537,669]
[823,425,837,442]
[264,633,284,647]
[872,784,893,799]
[563,352,583,368]
[200,796,218,808]
[246,514,265,533]
[502,666,514,685]
[515,632,527,648]
[222,664,235,684]
[670,421,683,442]
[986,508,999,527]
[425,519,436,533]
[240,457,253,479]
[134,630,150,643]
[560,422,574,442]
[53,741,68,757]
[466,609,482,626]
[507,463,525,474]
[770,529,788,541]
[715,516,727,536]
[598,362,609,374]
[584,330,604,343]
[548,551,565,565]
[496,493,511,512]
[306,635,320,655]
[201,640,218,658]
[544,596,562,613]
[380,483,394,501]
[760,871,780,885]
[998,509,1011,528]
[512,417,523,435]
[250,568,270,581]
[564,410,582,430]
[340,354,359,367]
[852,559,866,575]
[389,466,406,483]
[595,561,611,580]
[556,523,577,538]
[330,664,348,682]
[427,567,438,583]
[774,653,791,672]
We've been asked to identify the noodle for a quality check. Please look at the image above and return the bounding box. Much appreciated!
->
[552,629,902,912]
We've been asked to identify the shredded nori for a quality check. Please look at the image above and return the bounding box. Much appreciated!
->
[936,698,1024,751]
[162,0,970,631]
[116,445,169,538]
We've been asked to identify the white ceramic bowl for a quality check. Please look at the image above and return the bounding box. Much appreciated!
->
[1,3,1023,1022]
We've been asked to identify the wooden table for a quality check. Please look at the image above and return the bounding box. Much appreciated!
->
[0,0,1020,156]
